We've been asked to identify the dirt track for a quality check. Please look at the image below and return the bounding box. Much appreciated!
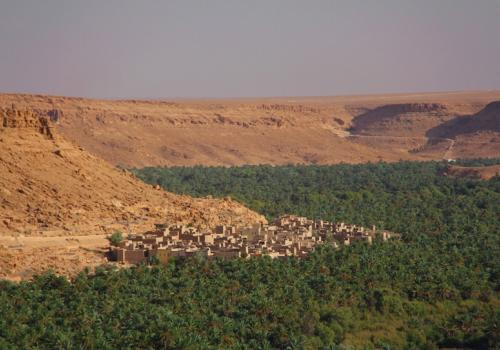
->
[0,234,109,249]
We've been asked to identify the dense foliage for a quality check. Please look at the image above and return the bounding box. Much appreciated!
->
[454,157,500,167]
[0,243,498,349]
[1,161,499,349]
[133,161,500,240]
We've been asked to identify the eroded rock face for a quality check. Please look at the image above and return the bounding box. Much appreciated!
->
[1,91,499,167]
[371,103,448,115]
[47,109,63,123]
[1,107,55,139]
[0,108,266,238]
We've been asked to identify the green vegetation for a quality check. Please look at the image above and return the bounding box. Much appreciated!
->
[133,161,500,241]
[0,160,498,349]
[454,157,500,167]
[1,244,498,349]
[108,230,124,246]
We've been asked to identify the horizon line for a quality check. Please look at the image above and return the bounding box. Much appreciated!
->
[1,88,500,103]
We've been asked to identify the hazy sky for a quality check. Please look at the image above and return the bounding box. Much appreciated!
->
[1,0,500,98]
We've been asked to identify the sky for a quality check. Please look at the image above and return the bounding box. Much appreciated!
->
[1,0,500,99]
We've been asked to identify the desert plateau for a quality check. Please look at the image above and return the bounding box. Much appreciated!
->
[1,90,499,168]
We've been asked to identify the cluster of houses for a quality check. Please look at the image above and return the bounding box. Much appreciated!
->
[111,215,398,264]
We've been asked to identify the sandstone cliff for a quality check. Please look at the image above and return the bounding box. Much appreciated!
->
[0,91,499,167]
[0,107,265,237]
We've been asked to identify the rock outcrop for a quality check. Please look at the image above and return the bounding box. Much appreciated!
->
[0,108,266,237]
[1,107,55,138]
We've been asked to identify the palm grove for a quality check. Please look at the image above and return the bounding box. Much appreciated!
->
[1,160,499,349]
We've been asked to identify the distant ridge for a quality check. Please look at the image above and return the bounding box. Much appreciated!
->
[0,91,499,167]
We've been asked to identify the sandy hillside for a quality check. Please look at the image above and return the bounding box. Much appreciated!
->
[1,91,499,167]
[0,107,265,237]
[0,107,267,279]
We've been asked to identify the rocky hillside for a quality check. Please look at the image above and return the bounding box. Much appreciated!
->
[349,103,452,137]
[0,107,265,237]
[427,101,500,138]
[456,101,500,135]
[0,91,499,167]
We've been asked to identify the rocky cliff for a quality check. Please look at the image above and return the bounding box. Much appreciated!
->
[0,107,265,237]
[1,106,55,138]
[0,91,499,167]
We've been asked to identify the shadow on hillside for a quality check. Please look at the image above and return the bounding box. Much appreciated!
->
[350,103,447,134]
[426,101,500,139]
[425,117,464,139]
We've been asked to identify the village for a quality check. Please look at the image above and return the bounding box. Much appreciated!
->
[111,215,398,264]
